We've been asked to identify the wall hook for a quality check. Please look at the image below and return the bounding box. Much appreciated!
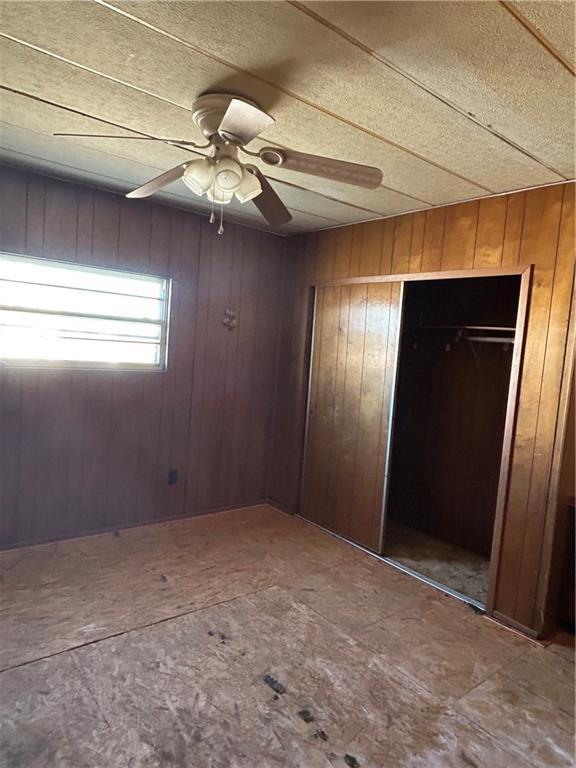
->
[222,306,237,331]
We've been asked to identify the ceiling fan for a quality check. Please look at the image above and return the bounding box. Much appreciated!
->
[54,93,383,233]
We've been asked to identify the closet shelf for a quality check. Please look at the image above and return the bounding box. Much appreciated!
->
[410,324,516,345]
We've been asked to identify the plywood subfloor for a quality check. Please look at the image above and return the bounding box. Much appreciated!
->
[0,504,573,767]
[384,522,491,605]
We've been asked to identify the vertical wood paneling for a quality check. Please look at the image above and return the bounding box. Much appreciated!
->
[495,185,565,619]
[0,167,285,548]
[219,226,244,508]
[326,285,355,535]
[0,168,26,546]
[16,177,46,543]
[337,285,366,536]
[392,215,412,274]
[68,190,94,533]
[106,199,151,529]
[352,221,383,275]
[307,286,341,529]
[332,225,353,278]
[301,281,402,551]
[241,231,270,501]
[379,218,395,275]
[514,186,575,627]
[441,200,479,269]
[166,211,200,518]
[348,225,363,276]
[502,192,526,266]
[144,206,171,520]
[421,208,446,272]
[227,228,255,506]
[79,191,119,532]
[267,240,310,512]
[271,182,575,635]
[474,196,507,267]
[408,211,426,273]
[41,183,79,540]
[315,228,337,280]
[351,282,395,548]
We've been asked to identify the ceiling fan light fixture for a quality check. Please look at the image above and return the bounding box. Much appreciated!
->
[117,93,382,227]
[182,158,214,196]
[235,167,262,203]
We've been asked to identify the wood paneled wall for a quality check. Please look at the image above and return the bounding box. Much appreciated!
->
[1,165,573,636]
[301,282,402,551]
[0,167,287,548]
[269,183,575,635]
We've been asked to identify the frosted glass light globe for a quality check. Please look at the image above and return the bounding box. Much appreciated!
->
[214,157,243,193]
[235,167,262,203]
[182,158,214,196]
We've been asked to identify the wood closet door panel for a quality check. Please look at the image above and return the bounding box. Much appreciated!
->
[301,282,402,551]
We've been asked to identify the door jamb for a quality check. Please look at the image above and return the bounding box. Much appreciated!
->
[485,266,532,613]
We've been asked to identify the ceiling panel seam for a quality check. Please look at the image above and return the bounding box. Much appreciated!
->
[289,0,569,180]
[0,32,187,112]
[92,0,493,193]
[500,0,576,77]
[0,84,392,219]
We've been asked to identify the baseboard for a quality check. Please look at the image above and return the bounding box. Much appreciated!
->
[264,498,295,516]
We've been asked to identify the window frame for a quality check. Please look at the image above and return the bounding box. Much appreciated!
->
[0,251,172,372]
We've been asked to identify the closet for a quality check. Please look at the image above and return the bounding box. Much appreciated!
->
[300,270,528,608]
[383,276,521,605]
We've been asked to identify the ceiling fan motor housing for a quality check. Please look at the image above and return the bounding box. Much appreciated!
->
[192,93,260,139]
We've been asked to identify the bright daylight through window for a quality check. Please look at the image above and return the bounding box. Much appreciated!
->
[0,253,171,369]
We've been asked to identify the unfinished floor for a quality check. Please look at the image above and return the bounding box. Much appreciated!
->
[0,505,573,768]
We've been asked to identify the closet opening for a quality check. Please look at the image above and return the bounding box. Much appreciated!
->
[382,275,522,607]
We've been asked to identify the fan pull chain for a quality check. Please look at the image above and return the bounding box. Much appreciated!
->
[218,201,224,235]
[209,194,215,224]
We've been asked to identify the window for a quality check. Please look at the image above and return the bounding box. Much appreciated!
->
[0,253,171,370]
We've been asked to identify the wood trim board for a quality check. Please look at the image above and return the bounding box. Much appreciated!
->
[486,266,533,612]
[310,265,529,287]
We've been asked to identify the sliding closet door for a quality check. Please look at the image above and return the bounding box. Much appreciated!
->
[301,281,403,551]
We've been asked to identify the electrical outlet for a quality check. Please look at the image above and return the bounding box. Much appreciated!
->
[168,469,178,485]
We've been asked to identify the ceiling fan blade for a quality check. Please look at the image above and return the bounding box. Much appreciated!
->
[126,163,190,199]
[54,133,203,146]
[249,167,292,227]
[258,146,383,189]
[218,99,274,145]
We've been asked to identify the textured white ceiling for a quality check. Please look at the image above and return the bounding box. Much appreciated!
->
[0,0,573,234]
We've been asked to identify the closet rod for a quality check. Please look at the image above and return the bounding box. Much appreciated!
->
[417,324,516,333]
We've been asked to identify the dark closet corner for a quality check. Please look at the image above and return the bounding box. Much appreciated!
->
[384,276,521,604]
